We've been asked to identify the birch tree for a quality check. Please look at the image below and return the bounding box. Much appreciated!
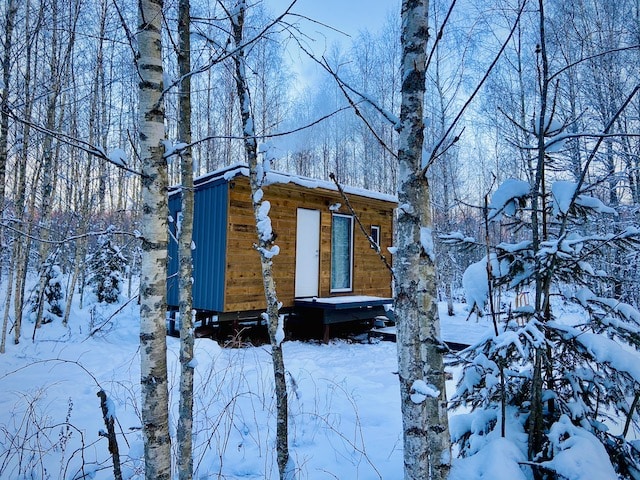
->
[0,0,18,353]
[10,0,43,346]
[32,0,81,333]
[62,0,109,326]
[395,1,451,479]
[137,0,171,478]
[0,0,17,282]
[176,0,195,478]
[229,2,291,478]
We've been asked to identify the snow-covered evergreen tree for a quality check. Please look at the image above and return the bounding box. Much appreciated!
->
[448,2,640,476]
[88,233,126,304]
[451,176,640,477]
[28,264,65,325]
[449,110,640,480]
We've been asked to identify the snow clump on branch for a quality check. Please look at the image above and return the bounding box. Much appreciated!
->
[488,179,530,221]
[410,379,440,404]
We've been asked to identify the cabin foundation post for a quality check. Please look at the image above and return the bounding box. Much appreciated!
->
[323,324,330,344]
[232,318,240,339]
[168,310,177,337]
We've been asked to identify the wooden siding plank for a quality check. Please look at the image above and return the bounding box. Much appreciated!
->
[223,176,394,314]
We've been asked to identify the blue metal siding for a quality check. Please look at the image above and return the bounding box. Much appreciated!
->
[167,194,181,308]
[192,181,228,311]
[166,180,228,312]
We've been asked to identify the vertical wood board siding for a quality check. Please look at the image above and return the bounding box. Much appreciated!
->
[224,176,394,312]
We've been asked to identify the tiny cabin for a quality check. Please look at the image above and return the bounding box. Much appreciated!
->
[167,164,395,339]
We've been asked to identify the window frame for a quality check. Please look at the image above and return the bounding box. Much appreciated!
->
[330,213,354,293]
[370,225,380,250]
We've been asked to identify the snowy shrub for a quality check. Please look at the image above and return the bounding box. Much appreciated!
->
[87,234,127,304]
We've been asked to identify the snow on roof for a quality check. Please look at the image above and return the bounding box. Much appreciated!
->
[192,163,398,204]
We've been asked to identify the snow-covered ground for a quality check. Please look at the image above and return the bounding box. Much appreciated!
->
[0,294,624,479]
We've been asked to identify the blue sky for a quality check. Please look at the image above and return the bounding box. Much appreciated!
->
[267,0,399,89]
[273,0,395,35]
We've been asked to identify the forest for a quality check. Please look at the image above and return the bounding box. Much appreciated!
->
[1,0,640,479]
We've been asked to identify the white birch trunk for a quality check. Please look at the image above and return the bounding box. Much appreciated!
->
[63,0,107,327]
[137,1,171,479]
[33,0,63,332]
[176,0,195,478]
[395,1,451,479]
[12,0,38,344]
[230,4,291,478]
[0,0,17,287]
[0,0,17,352]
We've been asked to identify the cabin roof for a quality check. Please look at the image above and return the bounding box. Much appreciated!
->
[171,163,397,204]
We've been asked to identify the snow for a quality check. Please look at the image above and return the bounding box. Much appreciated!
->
[488,179,530,221]
[410,379,439,404]
[552,180,617,216]
[186,357,198,368]
[194,164,398,204]
[275,314,285,347]
[449,405,530,480]
[496,239,532,253]
[541,415,618,480]
[162,140,189,158]
[420,226,435,261]
[462,258,490,313]
[461,254,507,314]
[450,437,528,480]
[107,148,128,167]
[552,321,640,383]
[258,142,277,164]
[256,200,273,241]
[552,180,577,215]
[533,112,563,136]
[545,133,568,153]
[440,231,475,245]
[0,286,634,480]
[575,194,617,215]
[105,396,116,420]
[296,295,391,305]
[258,244,280,259]
[0,297,406,479]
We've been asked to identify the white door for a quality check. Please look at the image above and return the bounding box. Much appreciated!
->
[295,208,320,298]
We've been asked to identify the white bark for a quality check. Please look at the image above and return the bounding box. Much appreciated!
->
[230,4,291,478]
[176,0,195,478]
[395,1,451,479]
[138,1,171,479]
[0,0,17,353]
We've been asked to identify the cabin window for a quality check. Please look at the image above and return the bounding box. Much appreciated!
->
[370,225,380,250]
[331,214,354,292]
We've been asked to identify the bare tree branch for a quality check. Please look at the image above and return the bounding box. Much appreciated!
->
[329,172,394,276]
[3,106,146,177]
[424,0,528,173]
[549,44,640,81]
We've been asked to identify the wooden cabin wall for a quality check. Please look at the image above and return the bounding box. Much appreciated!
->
[224,176,394,313]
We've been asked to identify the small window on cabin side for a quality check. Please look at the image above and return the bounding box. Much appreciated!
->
[370,225,380,250]
[331,214,354,292]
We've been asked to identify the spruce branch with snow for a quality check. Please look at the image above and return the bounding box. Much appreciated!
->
[452,96,640,480]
